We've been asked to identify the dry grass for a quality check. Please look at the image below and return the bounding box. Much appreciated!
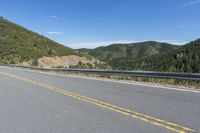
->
[47,71,200,89]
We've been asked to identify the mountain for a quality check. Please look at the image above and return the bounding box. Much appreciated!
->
[123,39,200,73]
[0,17,78,64]
[2,17,198,72]
[82,39,200,73]
[0,17,111,69]
[77,41,180,68]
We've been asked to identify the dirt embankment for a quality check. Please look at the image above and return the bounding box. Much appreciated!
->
[20,55,99,68]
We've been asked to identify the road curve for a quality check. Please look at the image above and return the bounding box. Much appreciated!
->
[0,66,199,133]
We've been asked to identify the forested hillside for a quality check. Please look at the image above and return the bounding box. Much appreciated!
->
[78,41,179,62]
[78,41,180,70]
[112,39,200,73]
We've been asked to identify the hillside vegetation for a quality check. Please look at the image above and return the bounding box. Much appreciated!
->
[78,41,179,68]
[0,17,78,64]
[78,39,200,73]
[123,39,200,73]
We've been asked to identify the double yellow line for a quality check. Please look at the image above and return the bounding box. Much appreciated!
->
[0,71,198,133]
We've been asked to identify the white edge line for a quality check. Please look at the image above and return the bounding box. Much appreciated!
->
[2,66,200,94]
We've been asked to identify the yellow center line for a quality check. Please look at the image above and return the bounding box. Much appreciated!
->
[0,71,198,133]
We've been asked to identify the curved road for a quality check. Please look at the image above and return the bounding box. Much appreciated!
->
[0,66,199,133]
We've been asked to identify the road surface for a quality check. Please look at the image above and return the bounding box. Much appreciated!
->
[0,66,199,133]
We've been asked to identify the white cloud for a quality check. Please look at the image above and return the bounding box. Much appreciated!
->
[47,32,63,35]
[69,40,137,49]
[157,40,187,45]
[178,0,200,10]
[49,15,63,20]
[69,40,186,49]
[51,15,59,19]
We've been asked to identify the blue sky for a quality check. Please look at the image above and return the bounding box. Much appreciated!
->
[0,0,200,48]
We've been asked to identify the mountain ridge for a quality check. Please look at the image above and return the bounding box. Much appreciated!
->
[77,41,180,65]
[77,39,200,73]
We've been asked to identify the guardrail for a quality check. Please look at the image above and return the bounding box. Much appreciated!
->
[1,64,200,81]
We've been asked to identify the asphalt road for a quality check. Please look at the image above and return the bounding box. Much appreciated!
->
[0,66,199,133]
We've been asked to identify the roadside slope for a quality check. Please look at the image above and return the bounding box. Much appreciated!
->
[0,17,78,64]
[0,17,110,69]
